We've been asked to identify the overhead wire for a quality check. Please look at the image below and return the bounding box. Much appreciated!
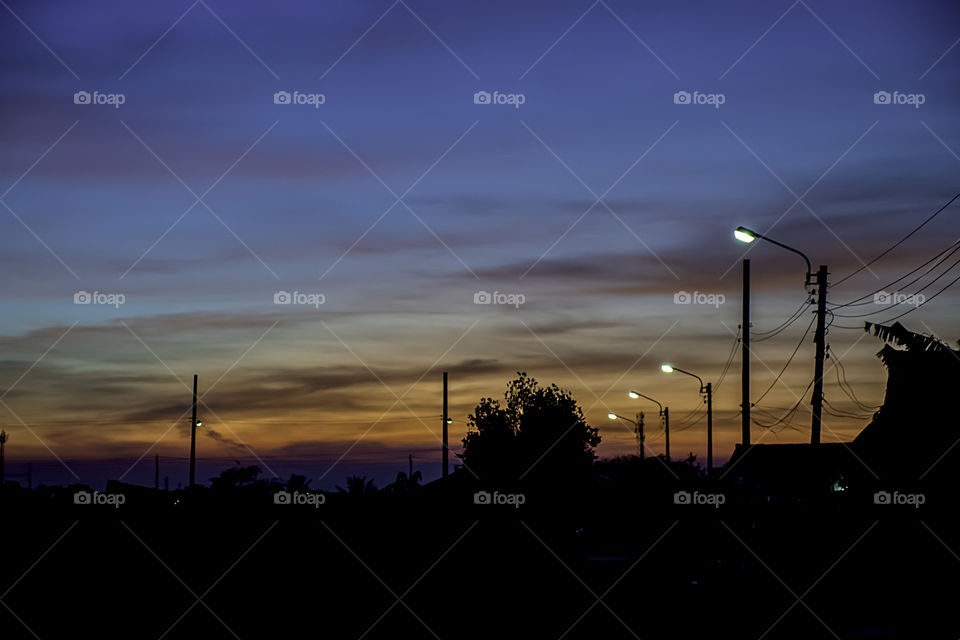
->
[831,191,960,288]
[750,313,817,407]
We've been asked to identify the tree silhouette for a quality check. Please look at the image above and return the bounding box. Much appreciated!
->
[460,372,600,487]
[209,465,260,489]
[336,475,377,495]
[385,470,422,494]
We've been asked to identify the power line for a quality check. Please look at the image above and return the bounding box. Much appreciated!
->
[713,326,741,393]
[751,377,814,431]
[832,354,880,413]
[830,250,960,317]
[829,240,960,309]
[847,264,960,327]
[832,191,960,287]
[751,313,817,407]
[823,397,872,420]
[753,296,812,342]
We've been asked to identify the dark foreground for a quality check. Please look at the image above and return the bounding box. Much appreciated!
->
[0,469,955,640]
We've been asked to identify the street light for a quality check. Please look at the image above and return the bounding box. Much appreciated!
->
[608,412,646,458]
[661,364,713,475]
[733,227,756,244]
[734,225,827,445]
[734,226,811,282]
[628,391,669,461]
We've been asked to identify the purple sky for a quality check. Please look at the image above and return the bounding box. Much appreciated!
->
[1,0,959,489]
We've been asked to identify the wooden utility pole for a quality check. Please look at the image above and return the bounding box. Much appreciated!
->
[811,266,828,445]
[189,374,198,488]
[706,383,713,475]
[0,429,6,485]
[442,371,449,478]
[637,412,645,459]
[742,259,751,446]
[663,407,670,461]
[155,454,159,490]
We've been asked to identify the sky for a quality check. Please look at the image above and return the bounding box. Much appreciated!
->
[1,0,959,490]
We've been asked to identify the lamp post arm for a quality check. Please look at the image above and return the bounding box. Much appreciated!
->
[753,232,812,279]
[671,367,705,391]
[628,391,663,414]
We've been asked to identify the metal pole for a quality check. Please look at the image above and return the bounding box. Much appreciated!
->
[189,374,198,488]
[742,259,751,446]
[811,265,828,445]
[638,412,645,460]
[442,371,449,478]
[706,383,713,475]
[664,408,670,461]
[0,430,6,485]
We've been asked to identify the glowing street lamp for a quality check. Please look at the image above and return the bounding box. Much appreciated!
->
[733,226,756,244]
[661,364,713,474]
[734,224,826,445]
[628,391,669,460]
[608,412,646,458]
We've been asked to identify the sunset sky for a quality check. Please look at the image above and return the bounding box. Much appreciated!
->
[1,0,958,489]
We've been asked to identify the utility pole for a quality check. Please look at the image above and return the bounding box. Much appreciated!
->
[408,454,413,478]
[706,383,713,475]
[663,407,670,461]
[27,463,31,489]
[442,371,449,478]
[637,412,645,459]
[810,265,828,445]
[155,454,159,490]
[0,429,6,485]
[741,259,751,446]
[189,374,198,488]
